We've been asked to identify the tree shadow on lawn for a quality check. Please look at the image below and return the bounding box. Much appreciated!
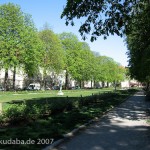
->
[0,90,140,150]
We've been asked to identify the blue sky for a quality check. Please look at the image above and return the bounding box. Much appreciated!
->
[0,0,128,67]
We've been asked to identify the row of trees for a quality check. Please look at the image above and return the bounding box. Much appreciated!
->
[61,0,150,88]
[0,3,126,90]
[126,3,150,87]
[58,32,125,89]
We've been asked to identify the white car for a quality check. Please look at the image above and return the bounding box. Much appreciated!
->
[27,83,40,90]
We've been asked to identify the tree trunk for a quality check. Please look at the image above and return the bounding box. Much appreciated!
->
[91,80,93,88]
[13,66,16,90]
[107,82,109,88]
[79,80,82,89]
[114,80,117,91]
[102,81,105,88]
[44,78,46,90]
[82,81,84,89]
[4,69,9,91]
[65,70,69,89]
[94,80,96,88]
[43,68,47,90]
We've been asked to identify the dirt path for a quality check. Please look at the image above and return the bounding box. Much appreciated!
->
[53,91,150,150]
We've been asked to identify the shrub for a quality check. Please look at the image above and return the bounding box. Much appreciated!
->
[0,114,5,126]
[3,104,26,121]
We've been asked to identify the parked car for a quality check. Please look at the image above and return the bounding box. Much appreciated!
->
[52,85,59,90]
[69,85,80,90]
[26,83,40,90]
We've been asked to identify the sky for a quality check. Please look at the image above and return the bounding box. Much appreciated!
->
[0,0,129,67]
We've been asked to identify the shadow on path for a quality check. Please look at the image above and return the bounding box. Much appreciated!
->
[107,91,150,121]
[54,91,150,150]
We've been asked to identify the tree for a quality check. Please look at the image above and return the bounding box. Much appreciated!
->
[95,56,125,89]
[59,32,98,88]
[0,3,24,90]
[59,32,81,89]
[0,3,42,90]
[39,25,65,89]
[59,32,125,89]
[96,56,114,83]
[126,4,150,84]
[79,42,97,88]
[111,63,126,90]
[22,26,43,79]
[68,42,97,88]
[61,0,149,41]
[61,0,150,92]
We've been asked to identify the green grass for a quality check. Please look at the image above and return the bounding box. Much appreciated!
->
[0,88,113,102]
[0,88,138,150]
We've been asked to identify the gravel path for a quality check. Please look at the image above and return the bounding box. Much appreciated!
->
[53,91,150,150]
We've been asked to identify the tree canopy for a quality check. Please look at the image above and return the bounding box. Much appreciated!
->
[0,3,43,89]
[0,3,42,75]
[38,25,65,88]
[61,0,150,86]
[126,4,150,82]
[0,2,127,90]
[61,0,149,41]
[59,32,125,88]
[39,26,65,73]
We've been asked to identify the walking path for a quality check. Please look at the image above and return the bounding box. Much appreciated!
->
[53,91,150,150]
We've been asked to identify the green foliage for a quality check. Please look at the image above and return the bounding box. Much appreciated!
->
[95,56,125,83]
[22,29,43,77]
[0,3,42,77]
[0,3,127,92]
[61,0,149,85]
[61,0,149,41]
[67,42,96,82]
[126,4,150,82]
[3,104,26,120]
[0,114,5,125]
[39,26,65,73]
[59,32,126,87]
[0,3,25,69]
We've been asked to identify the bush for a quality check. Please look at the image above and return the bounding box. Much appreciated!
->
[3,104,26,121]
[3,103,44,121]
[0,114,5,126]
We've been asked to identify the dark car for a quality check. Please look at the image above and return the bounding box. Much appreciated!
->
[52,85,59,90]
[69,85,80,90]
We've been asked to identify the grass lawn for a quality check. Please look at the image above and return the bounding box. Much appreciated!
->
[0,88,138,150]
[0,88,113,102]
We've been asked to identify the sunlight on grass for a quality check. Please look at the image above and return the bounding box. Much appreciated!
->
[0,88,113,102]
